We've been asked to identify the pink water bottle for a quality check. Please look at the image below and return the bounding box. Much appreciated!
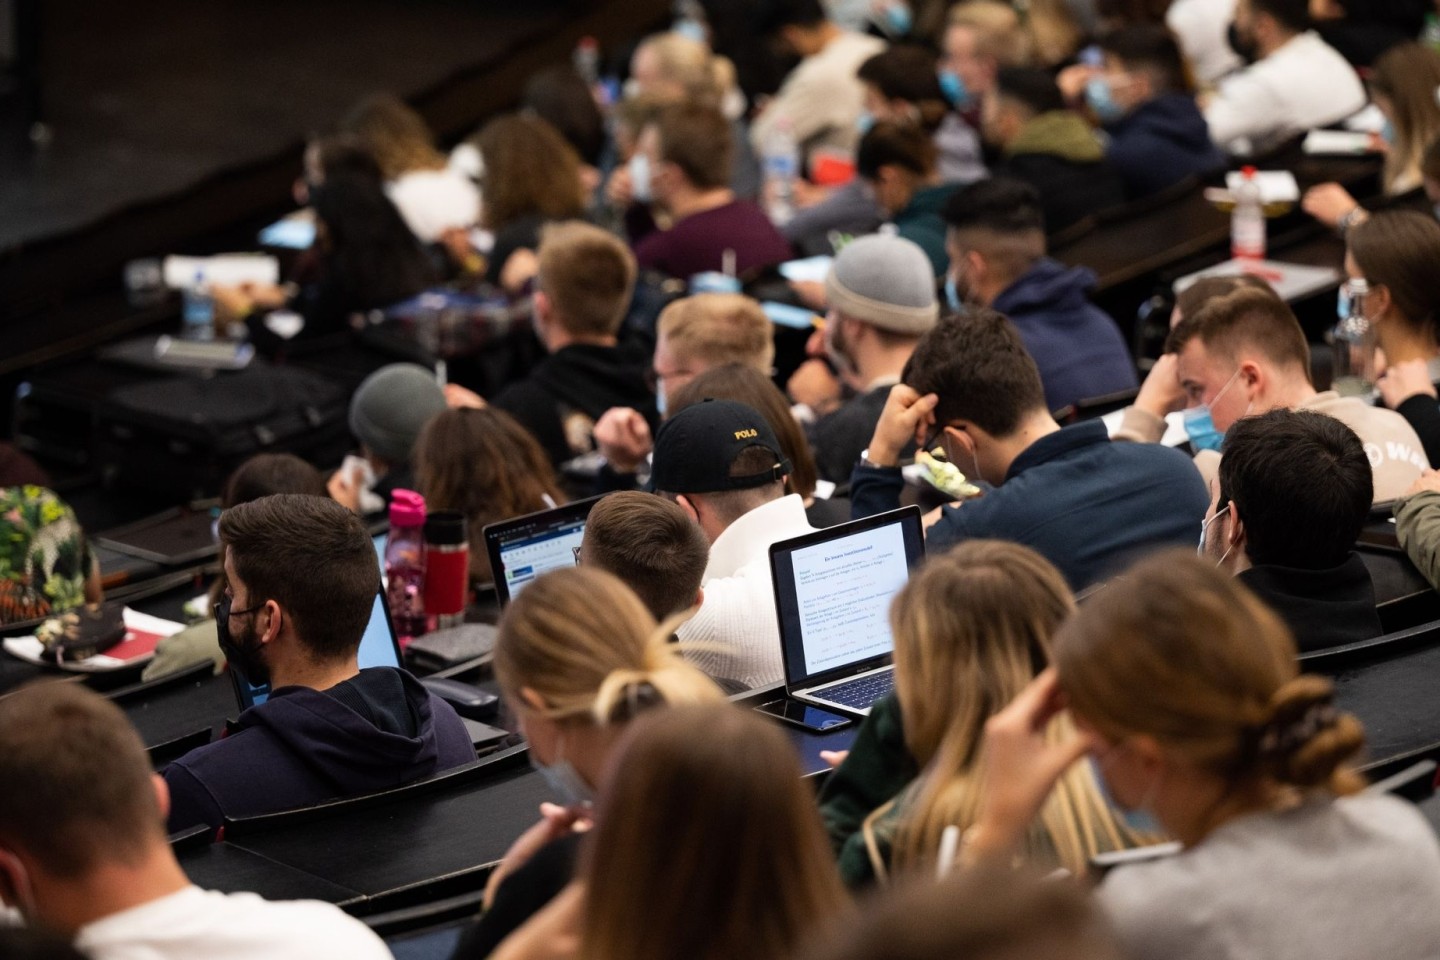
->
[386,490,428,647]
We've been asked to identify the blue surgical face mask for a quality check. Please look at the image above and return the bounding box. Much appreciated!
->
[938,69,971,109]
[944,273,962,313]
[1182,368,1242,453]
[530,739,594,809]
[1089,754,1163,835]
[1084,76,1125,125]
[655,384,668,418]
[882,1,912,37]
[857,111,876,135]
[1382,119,1397,146]
[629,152,653,204]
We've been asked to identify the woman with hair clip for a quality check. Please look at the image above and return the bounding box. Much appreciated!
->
[669,364,850,527]
[963,551,1440,960]
[413,407,567,588]
[449,568,723,960]
[1340,211,1440,465]
[492,703,852,960]
[820,541,1133,888]
[1304,43,1440,232]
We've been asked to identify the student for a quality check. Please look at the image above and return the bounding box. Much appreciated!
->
[341,92,481,244]
[961,551,1440,960]
[631,103,793,279]
[473,114,590,291]
[943,177,1136,413]
[851,311,1205,590]
[577,491,710,621]
[330,362,447,513]
[940,1,1027,122]
[491,704,851,960]
[820,541,1131,887]
[652,399,816,688]
[856,122,955,276]
[452,567,722,958]
[593,292,774,476]
[488,221,657,477]
[163,495,473,833]
[1077,24,1226,199]
[414,407,568,586]
[749,0,886,159]
[1117,284,1428,503]
[1396,471,1440,591]
[1347,213,1440,464]
[670,364,848,528]
[1303,44,1440,232]
[1166,0,1241,86]
[808,234,939,485]
[859,44,983,185]
[1202,0,1365,156]
[0,486,100,625]
[1201,410,1382,650]
[0,683,391,960]
[799,867,1126,960]
[982,68,1127,234]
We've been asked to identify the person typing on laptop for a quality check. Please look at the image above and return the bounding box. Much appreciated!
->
[851,310,1207,589]
[651,399,817,689]
[163,494,473,834]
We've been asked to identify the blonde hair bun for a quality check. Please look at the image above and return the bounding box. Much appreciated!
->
[1259,675,1365,788]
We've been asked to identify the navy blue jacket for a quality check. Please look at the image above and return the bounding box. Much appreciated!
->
[992,259,1138,415]
[1104,93,1226,200]
[164,667,474,833]
[850,420,1208,589]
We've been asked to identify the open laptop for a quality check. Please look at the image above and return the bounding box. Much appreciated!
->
[483,497,600,605]
[232,587,403,710]
[769,506,925,716]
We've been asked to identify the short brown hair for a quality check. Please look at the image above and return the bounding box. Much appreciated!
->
[218,494,380,661]
[657,294,775,373]
[537,221,638,338]
[1348,210,1440,342]
[652,102,733,191]
[857,120,938,181]
[1173,273,1275,324]
[902,310,1048,438]
[476,113,588,232]
[0,684,163,876]
[582,492,709,619]
[1166,286,1309,376]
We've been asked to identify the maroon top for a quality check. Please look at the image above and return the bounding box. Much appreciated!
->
[633,200,794,279]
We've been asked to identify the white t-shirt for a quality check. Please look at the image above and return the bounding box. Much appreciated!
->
[386,166,481,244]
[677,494,817,689]
[74,886,391,960]
[749,31,886,158]
[1203,31,1366,156]
[1167,0,1241,87]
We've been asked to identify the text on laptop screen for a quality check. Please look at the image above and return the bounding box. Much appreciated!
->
[790,520,911,674]
[498,518,585,598]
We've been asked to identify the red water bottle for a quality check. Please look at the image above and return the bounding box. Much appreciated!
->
[423,511,469,631]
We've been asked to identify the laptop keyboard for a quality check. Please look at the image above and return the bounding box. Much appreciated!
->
[814,671,894,709]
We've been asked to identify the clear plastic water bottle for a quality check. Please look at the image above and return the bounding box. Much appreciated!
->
[182,270,215,341]
[1330,279,1376,397]
[1231,166,1266,262]
[573,37,600,87]
[386,490,429,647]
[762,120,799,227]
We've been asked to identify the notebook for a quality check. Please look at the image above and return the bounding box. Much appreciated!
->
[769,506,925,716]
[482,497,600,605]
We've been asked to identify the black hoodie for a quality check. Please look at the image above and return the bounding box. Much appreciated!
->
[163,667,474,834]
[491,342,658,473]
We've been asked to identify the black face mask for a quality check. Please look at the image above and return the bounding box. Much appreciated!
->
[1228,22,1260,64]
[215,596,270,687]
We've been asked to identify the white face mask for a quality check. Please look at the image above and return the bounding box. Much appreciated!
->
[529,732,594,810]
[629,152,653,204]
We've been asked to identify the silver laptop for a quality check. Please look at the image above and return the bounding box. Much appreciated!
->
[769,506,925,716]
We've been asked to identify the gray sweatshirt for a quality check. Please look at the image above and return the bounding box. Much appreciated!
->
[1100,792,1440,960]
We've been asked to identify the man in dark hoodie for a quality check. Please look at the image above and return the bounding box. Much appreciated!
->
[164,495,473,834]
[981,68,1126,234]
[1080,24,1226,200]
[943,177,1136,413]
[490,220,658,483]
[1203,410,1382,651]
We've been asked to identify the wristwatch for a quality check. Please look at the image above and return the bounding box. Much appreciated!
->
[858,448,893,469]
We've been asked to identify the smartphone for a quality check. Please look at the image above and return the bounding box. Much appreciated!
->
[755,698,853,733]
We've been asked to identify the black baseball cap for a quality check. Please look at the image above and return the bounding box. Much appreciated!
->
[650,399,792,494]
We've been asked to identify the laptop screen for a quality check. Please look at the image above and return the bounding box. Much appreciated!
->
[770,507,925,688]
[483,497,601,604]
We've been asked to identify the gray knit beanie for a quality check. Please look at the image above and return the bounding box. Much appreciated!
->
[348,363,447,465]
[824,234,939,335]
